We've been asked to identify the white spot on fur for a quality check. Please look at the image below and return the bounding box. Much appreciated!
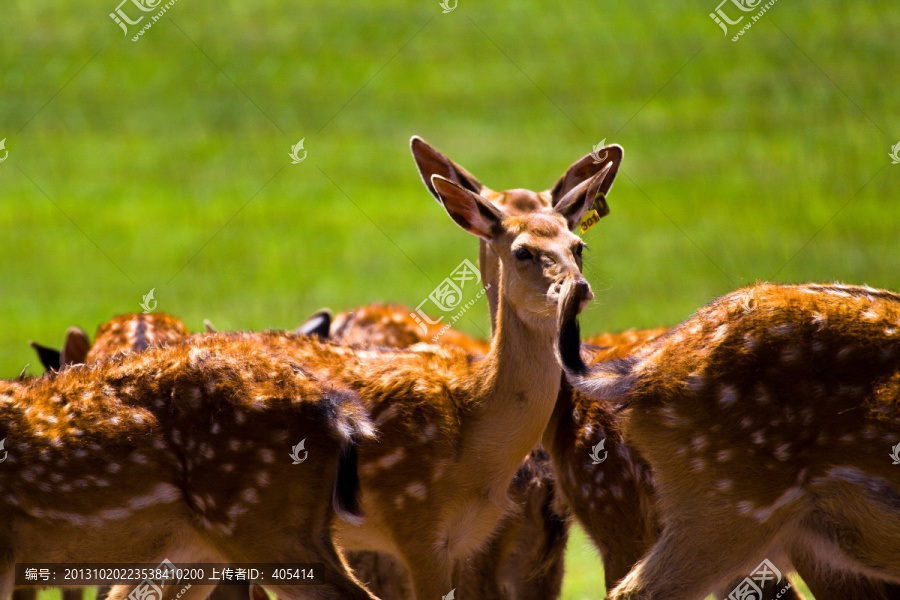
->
[718,385,737,407]
[377,449,405,468]
[405,482,428,500]
[420,424,437,442]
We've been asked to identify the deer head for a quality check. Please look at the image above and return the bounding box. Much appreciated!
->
[429,168,602,333]
[412,136,621,330]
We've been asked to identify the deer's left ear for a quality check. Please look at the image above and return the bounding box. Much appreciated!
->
[549,144,623,225]
[296,309,332,339]
[30,341,61,372]
[432,175,504,242]
[60,327,90,367]
[553,163,614,231]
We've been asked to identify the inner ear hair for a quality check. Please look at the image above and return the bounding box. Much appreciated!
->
[431,175,504,240]
[550,144,623,206]
[554,163,614,230]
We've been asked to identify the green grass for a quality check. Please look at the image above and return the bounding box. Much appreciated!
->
[2,0,897,598]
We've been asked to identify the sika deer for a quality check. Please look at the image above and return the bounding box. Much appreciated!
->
[329,303,490,355]
[30,314,255,600]
[313,303,568,600]
[1,334,378,600]
[561,283,900,600]
[30,313,191,373]
[215,169,601,600]
[410,137,804,598]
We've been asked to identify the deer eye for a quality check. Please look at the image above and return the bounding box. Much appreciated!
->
[514,247,532,261]
[574,243,585,257]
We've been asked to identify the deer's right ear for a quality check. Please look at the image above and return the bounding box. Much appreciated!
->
[30,341,61,372]
[60,327,90,367]
[410,136,486,202]
[550,144,623,222]
[432,175,504,242]
[296,309,332,339]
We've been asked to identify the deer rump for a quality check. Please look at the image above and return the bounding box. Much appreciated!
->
[0,338,377,600]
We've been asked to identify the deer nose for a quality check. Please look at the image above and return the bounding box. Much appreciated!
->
[573,278,593,314]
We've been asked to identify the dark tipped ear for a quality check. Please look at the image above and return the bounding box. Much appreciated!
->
[410,136,486,202]
[550,144,623,212]
[432,175,504,241]
[29,341,61,372]
[295,309,332,339]
[553,164,614,231]
[60,327,90,367]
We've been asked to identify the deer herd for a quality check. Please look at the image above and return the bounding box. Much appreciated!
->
[3,137,899,600]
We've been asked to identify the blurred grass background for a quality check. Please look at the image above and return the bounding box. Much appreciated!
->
[1,0,897,597]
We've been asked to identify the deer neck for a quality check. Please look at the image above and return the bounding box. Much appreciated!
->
[468,291,561,489]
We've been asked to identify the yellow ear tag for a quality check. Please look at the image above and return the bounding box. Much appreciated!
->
[578,192,607,235]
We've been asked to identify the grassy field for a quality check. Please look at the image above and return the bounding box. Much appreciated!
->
[1,0,897,597]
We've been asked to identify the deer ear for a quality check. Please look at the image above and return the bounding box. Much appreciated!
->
[550,144,623,221]
[29,341,61,372]
[296,309,332,339]
[553,163,614,231]
[432,175,504,241]
[410,136,487,202]
[60,327,90,367]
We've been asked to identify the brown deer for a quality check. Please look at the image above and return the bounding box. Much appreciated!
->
[1,334,379,600]
[328,304,490,355]
[30,313,191,372]
[204,168,601,600]
[309,302,568,600]
[560,282,900,600]
[27,314,252,600]
[409,137,806,598]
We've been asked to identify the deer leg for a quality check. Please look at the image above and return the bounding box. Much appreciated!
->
[62,589,82,600]
[384,540,452,600]
[12,589,35,600]
[713,576,805,600]
[608,513,784,600]
[790,543,895,600]
[215,526,377,600]
[346,550,413,600]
